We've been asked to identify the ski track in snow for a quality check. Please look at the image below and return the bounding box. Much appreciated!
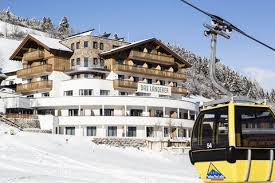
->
[0,132,201,183]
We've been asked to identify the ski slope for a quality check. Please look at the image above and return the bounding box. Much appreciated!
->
[0,131,200,183]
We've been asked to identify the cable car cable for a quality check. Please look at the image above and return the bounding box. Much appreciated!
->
[180,0,275,52]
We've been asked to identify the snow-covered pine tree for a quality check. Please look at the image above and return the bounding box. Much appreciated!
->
[41,17,53,32]
[58,16,69,36]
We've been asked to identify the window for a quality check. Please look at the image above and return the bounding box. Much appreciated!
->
[93,58,98,65]
[146,127,154,137]
[76,42,80,49]
[118,75,124,80]
[27,95,34,98]
[71,43,75,50]
[100,58,104,66]
[133,77,139,82]
[130,109,143,116]
[160,80,165,85]
[84,57,89,67]
[113,45,119,49]
[69,109,78,116]
[71,59,75,67]
[235,107,275,148]
[93,41,98,49]
[76,58,80,65]
[192,107,228,150]
[42,92,49,97]
[41,75,48,81]
[178,128,187,138]
[127,127,136,137]
[79,89,93,96]
[100,109,114,116]
[66,127,75,135]
[40,60,47,65]
[120,91,128,96]
[84,41,89,48]
[108,126,117,137]
[64,90,73,96]
[76,74,80,78]
[84,73,89,78]
[100,42,104,50]
[173,82,178,87]
[147,79,152,84]
[100,90,110,96]
[164,127,169,137]
[155,110,163,117]
[87,126,96,136]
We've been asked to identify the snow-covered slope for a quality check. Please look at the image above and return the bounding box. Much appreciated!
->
[0,20,48,38]
[0,132,200,183]
[0,38,22,73]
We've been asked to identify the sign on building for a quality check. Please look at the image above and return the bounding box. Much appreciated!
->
[137,83,171,96]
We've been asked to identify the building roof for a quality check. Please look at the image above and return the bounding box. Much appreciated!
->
[10,34,72,61]
[100,38,191,68]
[30,34,72,52]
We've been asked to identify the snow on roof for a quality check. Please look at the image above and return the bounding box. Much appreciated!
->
[64,29,94,39]
[0,38,22,73]
[100,38,154,55]
[30,34,72,52]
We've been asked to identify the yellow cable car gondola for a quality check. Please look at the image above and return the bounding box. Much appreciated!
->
[189,96,275,182]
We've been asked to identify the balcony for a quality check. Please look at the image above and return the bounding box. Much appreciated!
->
[113,80,137,90]
[112,63,186,80]
[129,50,175,65]
[113,80,187,95]
[171,87,188,95]
[17,64,53,78]
[16,80,52,93]
[24,50,45,61]
[65,65,106,74]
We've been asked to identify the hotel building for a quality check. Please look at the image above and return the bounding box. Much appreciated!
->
[2,31,198,140]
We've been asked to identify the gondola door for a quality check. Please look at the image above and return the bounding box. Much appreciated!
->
[234,105,275,182]
[190,106,232,182]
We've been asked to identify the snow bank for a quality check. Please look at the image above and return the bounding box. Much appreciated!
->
[0,132,201,183]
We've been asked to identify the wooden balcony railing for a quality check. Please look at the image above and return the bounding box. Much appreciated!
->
[129,50,174,65]
[113,80,187,95]
[113,80,137,90]
[6,113,34,119]
[16,80,52,93]
[24,50,45,61]
[111,63,186,80]
[17,64,53,78]
[171,87,188,95]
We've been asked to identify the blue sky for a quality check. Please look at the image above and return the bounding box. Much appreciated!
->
[1,0,275,90]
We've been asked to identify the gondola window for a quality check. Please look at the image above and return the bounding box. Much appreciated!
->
[235,107,275,148]
[192,107,228,150]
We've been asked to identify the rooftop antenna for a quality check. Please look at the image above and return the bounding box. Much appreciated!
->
[180,0,275,96]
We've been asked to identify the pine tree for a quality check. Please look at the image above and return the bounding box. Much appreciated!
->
[58,16,69,36]
[41,17,53,32]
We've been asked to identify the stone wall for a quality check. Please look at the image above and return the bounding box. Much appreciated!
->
[92,138,147,149]
[11,118,40,129]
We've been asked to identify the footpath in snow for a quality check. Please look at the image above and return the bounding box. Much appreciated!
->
[0,130,200,183]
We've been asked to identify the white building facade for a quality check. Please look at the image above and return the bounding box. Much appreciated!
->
[3,32,198,140]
